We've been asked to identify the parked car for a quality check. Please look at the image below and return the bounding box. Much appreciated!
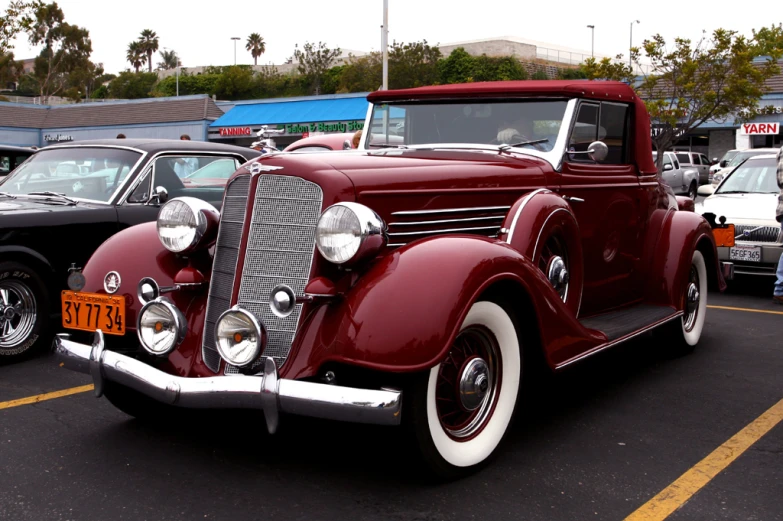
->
[0,139,261,361]
[283,132,356,152]
[56,81,728,478]
[653,151,700,199]
[698,154,782,277]
[675,151,711,184]
[711,148,779,187]
[0,145,35,177]
[709,149,739,181]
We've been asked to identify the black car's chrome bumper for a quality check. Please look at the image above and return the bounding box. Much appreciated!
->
[55,331,402,433]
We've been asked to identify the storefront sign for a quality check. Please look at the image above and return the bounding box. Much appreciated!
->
[740,123,779,135]
[44,133,74,142]
[219,127,253,137]
[283,121,364,135]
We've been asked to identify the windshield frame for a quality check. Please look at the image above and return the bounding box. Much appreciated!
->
[360,97,578,170]
[0,144,148,205]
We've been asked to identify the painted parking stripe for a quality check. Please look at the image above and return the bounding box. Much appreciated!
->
[0,384,94,411]
[625,397,783,521]
[708,305,783,316]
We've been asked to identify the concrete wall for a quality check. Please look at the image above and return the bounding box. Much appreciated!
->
[439,40,536,59]
[40,121,208,145]
[0,127,39,147]
[708,130,736,161]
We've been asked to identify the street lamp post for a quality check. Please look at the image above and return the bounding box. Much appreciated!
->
[587,25,595,57]
[231,37,240,66]
[630,20,640,70]
[381,0,389,90]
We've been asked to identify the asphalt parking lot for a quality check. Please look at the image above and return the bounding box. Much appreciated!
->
[1,279,781,521]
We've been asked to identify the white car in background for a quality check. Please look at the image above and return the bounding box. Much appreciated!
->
[709,149,738,182]
[697,154,782,277]
[711,148,779,187]
[653,151,700,199]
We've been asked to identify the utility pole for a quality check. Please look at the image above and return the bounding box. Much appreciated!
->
[381,0,388,90]
[231,37,240,66]
[630,20,640,70]
[587,25,595,57]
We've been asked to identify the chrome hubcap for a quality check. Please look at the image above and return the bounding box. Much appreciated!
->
[458,358,491,411]
[547,255,569,301]
[683,267,700,332]
[0,281,37,349]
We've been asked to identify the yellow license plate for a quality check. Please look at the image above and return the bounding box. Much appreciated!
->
[61,291,126,336]
[713,224,736,248]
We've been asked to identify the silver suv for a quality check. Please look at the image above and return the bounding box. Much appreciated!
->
[675,151,711,184]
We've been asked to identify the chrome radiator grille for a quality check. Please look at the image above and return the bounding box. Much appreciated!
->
[225,175,323,373]
[202,174,251,373]
[734,224,782,244]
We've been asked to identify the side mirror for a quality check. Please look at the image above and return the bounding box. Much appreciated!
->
[663,163,673,171]
[712,157,718,163]
[719,160,728,167]
[698,185,715,197]
[149,186,168,206]
[587,141,608,162]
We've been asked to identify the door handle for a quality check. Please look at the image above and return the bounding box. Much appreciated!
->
[562,195,585,203]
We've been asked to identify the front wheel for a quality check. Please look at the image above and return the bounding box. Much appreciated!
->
[0,262,50,362]
[662,249,707,354]
[407,301,521,479]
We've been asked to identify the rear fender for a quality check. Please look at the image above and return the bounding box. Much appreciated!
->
[284,236,605,379]
[499,189,584,315]
[644,210,725,309]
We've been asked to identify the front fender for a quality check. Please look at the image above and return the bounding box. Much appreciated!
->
[283,236,605,379]
[644,210,724,309]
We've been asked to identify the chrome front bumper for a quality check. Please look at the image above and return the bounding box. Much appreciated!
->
[55,331,402,433]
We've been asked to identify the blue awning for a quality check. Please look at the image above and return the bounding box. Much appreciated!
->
[211,96,370,127]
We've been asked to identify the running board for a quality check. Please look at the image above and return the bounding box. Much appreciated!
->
[556,305,682,370]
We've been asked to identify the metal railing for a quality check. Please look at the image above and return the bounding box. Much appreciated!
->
[535,46,651,75]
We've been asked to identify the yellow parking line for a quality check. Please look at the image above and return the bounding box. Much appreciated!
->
[625,398,783,520]
[0,384,94,411]
[708,305,783,316]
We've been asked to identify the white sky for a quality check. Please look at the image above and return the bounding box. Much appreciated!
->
[5,0,774,75]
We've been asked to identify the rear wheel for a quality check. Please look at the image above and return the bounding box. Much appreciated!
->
[662,250,707,354]
[408,301,521,479]
[688,181,697,200]
[0,262,50,362]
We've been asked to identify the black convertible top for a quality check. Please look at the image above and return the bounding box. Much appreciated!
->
[44,139,261,159]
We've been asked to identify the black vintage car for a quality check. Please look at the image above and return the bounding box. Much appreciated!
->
[0,139,261,360]
[0,145,36,177]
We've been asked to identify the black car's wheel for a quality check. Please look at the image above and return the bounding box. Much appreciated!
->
[407,300,522,479]
[687,181,697,200]
[0,262,49,362]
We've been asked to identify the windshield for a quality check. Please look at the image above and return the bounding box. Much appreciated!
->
[727,150,768,168]
[720,150,738,163]
[716,158,779,194]
[0,147,141,202]
[366,100,569,152]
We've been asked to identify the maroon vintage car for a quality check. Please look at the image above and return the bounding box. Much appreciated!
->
[283,132,356,152]
[56,80,731,478]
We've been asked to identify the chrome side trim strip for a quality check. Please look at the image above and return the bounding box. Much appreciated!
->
[555,312,683,370]
[391,206,511,216]
[505,188,550,244]
[389,215,505,227]
[388,225,502,237]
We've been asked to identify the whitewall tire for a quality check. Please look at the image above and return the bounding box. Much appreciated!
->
[661,249,707,354]
[409,301,522,477]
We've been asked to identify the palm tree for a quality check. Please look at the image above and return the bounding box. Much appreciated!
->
[246,33,266,66]
[138,29,159,72]
[126,41,145,73]
[157,50,179,70]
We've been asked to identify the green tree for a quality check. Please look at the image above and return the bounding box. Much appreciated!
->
[582,28,783,173]
[337,52,381,92]
[246,33,265,66]
[214,65,254,99]
[126,41,144,73]
[67,59,106,99]
[293,41,341,95]
[388,40,441,89]
[27,2,92,103]
[531,70,548,80]
[437,48,527,84]
[157,49,179,70]
[138,28,158,72]
[0,50,22,85]
[153,69,220,97]
[108,70,157,99]
[1,0,40,53]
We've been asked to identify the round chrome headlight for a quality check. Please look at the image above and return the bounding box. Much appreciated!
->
[137,297,186,356]
[157,197,219,253]
[215,306,265,368]
[315,202,385,264]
